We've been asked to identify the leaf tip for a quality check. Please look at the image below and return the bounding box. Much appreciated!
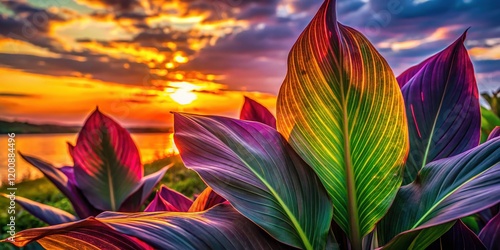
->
[173,112,195,127]
[460,28,470,42]
[85,107,107,127]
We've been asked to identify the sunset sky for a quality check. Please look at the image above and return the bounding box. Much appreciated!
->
[0,0,499,127]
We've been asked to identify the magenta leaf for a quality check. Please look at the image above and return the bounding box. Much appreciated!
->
[67,142,74,159]
[488,126,500,141]
[427,221,486,250]
[6,205,287,249]
[144,191,179,212]
[145,186,225,212]
[174,113,332,249]
[144,190,179,212]
[479,211,500,249]
[154,185,193,212]
[72,109,143,211]
[119,166,169,212]
[2,195,77,225]
[400,31,481,184]
[188,187,226,212]
[20,154,98,218]
[240,96,276,128]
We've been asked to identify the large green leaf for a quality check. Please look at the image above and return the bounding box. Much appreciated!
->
[174,113,332,250]
[276,0,408,246]
[378,138,500,249]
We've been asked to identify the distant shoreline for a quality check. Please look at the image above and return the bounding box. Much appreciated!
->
[0,120,172,134]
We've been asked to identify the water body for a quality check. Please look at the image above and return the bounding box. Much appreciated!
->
[0,133,176,184]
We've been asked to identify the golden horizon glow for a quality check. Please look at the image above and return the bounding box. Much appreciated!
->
[0,67,277,126]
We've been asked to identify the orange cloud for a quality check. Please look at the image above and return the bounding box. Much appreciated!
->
[469,45,500,60]
[0,38,61,58]
[378,26,458,51]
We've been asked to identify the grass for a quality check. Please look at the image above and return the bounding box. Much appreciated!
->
[0,155,206,249]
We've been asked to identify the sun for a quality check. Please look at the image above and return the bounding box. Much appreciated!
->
[170,89,197,105]
[166,81,200,105]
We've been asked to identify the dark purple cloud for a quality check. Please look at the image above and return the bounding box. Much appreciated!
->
[0,92,39,98]
[0,0,498,94]
[0,53,151,85]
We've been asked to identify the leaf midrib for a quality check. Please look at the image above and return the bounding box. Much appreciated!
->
[101,127,117,211]
[107,161,116,211]
[420,51,457,171]
[338,35,361,245]
[242,159,313,250]
[199,116,314,249]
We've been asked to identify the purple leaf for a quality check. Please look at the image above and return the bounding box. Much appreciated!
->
[479,211,500,249]
[488,126,500,141]
[72,109,143,211]
[153,185,193,212]
[397,54,438,88]
[20,154,98,218]
[2,195,77,225]
[379,138,500,248]
[59,166,75,185]
[3,217,152,249]
[188,187,226,212]
[401,31,481,184]
[144,190,179,212]
[174,113,332,249]
[119,166,169,212]
[240,96,276,128]
[428,220,486,250]
[5,205,287,249]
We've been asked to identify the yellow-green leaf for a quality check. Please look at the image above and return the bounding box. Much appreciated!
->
[276,0,409,247]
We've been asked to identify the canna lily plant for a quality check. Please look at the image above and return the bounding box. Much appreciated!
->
[5,109,169,225]
[3,0,500,249]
